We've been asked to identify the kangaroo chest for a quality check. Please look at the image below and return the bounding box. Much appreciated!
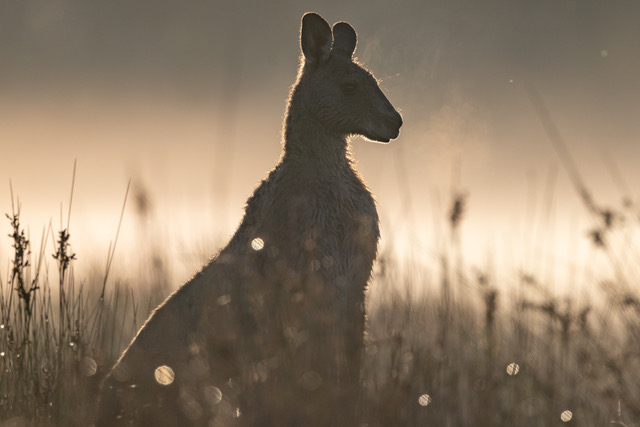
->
[279,174,379,280]
[245,169,373,268]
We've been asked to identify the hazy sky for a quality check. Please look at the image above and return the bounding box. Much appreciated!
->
[1,0,639,288]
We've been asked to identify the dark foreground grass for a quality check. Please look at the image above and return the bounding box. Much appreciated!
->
[0,187,639,426]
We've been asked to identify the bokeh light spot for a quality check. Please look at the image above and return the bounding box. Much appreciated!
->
[600,49,608,58]
[322,256,335,269]
[204,385,223,405]
[155,365,175,385]
[182,400,203,421]
[301,370,323,391]
[561,410,573,422]
[418,394,432,406]
[251,237,264,251]
[80,357,97,376]
[217,294,231,306]
[506,362,520,376]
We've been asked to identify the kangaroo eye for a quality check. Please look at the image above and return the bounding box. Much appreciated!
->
[341,82,357,95]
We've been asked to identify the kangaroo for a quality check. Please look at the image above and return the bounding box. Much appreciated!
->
[97,12,402,427]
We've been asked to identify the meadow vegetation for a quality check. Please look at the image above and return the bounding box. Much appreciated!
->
[1,172,638,427]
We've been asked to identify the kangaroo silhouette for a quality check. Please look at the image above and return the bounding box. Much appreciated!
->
[97,12,402,427]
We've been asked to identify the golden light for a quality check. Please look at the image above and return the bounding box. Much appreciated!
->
[506,362,520,376]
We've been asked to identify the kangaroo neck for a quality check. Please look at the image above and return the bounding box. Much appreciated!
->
[282,94,351,170]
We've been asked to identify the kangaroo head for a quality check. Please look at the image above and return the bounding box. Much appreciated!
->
[297,13,402,143]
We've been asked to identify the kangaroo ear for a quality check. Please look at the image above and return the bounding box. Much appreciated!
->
[331,22,357,58]
[301,13,332,65]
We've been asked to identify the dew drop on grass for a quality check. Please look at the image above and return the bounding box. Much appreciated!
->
[80,357,97,376]
[204,385,223,405]
[506,362,520,376]
[155,365,175,385]
[182,400,203,421]
[301,370,323,391]
[251,237,264,251]
[217,294,231,306]
[418,394,431,406]
[322,256,335,268]
[561,410,573,422]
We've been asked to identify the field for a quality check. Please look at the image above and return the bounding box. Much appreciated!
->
[2,1,638,425]
[0,169,639,427]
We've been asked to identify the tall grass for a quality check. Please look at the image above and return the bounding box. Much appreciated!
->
[1,156,640,425]
[0,178,145,426]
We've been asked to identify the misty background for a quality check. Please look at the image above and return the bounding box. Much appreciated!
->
[1,0,639,290]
